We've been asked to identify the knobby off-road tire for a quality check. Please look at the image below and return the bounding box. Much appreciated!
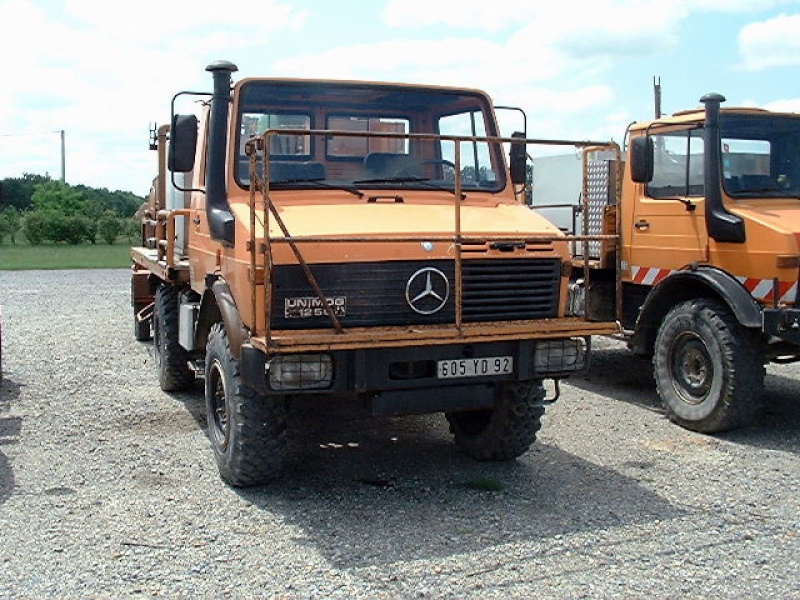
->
[153,285,194,391]
[445,381,546,461]
[205,323,288,486]
[653,298,765,433]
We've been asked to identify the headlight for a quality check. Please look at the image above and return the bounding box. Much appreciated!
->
[534,338,587,375]
[267,354,333,391]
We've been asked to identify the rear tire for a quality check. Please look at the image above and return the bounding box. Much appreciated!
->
[653,298,764,433]
[205,323,288,486]
[445,381,545,461]
[153,285,193,391]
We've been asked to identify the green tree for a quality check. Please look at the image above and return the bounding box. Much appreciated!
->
[98,212,123,245]
[66,215,95,245]
[0,173,51,211]
[0,211,11,244]
[44,211,68,243]
[2,207,22,244]
[23,211,49,245]
[2,174,145,217]
[31,180,87,216]
[124,217,141,244]
[74,185,142,218]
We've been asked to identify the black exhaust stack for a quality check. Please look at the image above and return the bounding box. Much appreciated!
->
[205,60,238,246]
[701,93,745,243]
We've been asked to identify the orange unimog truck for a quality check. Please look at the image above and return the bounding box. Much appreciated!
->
[131,60,619,487]
[520,93,800,434]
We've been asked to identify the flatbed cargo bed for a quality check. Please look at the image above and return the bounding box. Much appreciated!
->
[131,246,190,284]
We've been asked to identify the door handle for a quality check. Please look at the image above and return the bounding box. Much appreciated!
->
[634,220,650,231]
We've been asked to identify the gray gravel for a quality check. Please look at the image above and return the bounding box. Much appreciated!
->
[0,268,798,599]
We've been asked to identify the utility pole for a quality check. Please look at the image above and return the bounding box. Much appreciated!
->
[60,129,66,182]
[653,76,662,119]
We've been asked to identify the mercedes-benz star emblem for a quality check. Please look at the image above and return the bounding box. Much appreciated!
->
[405,267,450,315]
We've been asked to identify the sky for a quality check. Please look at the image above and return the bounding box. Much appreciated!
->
[2,0,800,197]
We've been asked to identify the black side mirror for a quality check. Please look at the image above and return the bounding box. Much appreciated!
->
[168,114,198,173]
[509,131,527,184]
[630,135,654,183]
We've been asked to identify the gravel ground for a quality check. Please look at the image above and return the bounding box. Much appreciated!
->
[0,268,798,599]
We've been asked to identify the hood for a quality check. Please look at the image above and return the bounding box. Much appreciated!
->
[234,200,565,239]
[733,200,800,240]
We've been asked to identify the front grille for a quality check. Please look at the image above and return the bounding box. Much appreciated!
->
[271,258,560,329]
[462,259,560,321]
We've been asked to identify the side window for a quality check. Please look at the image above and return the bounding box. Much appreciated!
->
[439,111,497,185]
[647,130,704,198]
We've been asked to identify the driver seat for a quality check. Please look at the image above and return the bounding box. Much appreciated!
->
[363,153,414,178]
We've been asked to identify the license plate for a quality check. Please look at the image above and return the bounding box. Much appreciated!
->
[437,356,513,379]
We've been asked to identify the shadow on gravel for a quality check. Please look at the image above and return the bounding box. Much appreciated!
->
[167,380,207,429]
[571,341,800,455]
[0,377,22,506]
[234,396,685,570]
[719,372,800,456]
[569,342,661,411]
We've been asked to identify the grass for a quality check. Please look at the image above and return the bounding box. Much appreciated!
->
[0,242,132,270]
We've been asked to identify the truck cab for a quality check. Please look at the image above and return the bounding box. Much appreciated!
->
[131,61,619,486]
[526,93,800,433]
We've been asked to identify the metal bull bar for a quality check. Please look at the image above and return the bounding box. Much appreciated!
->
[244,129,620,348]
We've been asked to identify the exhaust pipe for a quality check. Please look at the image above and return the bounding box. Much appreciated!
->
[701,92,745,243]
[205,60,238,246]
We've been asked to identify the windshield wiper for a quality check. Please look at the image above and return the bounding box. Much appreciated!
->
[270,178,364,198]
[728,188,792,198]
[353,176,466,199]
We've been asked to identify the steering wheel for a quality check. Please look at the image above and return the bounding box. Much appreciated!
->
[392,159,457,178]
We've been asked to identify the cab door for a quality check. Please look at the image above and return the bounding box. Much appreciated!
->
[628,128,709,282]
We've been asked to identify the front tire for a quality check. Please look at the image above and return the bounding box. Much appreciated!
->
[153,285,193,391]
[653,299,764,433]
[205,323,288,486]
[445,381,545,461]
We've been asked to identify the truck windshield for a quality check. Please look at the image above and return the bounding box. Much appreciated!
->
[721,113,800,198]
[235,81,505,194]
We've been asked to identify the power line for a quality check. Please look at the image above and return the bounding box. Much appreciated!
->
[0,130,64,137]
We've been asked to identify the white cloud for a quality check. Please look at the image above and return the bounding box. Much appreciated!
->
[272,38,504,81]
[738,13,800,70]
[382,0,530,32]
[0,0,309,191]
[3,0,798,193]
[685,0,785,11]
[763,97,800,112]
[62,0,308,42]
[381,0,789,33]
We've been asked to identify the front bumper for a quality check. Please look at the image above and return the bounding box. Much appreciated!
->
[763,308,800,345]
[240,337,588,413]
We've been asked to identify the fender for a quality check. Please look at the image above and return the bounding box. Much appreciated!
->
[630,266,762,355]
[196,278,249,359]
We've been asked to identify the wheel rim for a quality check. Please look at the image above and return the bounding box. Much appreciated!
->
[208,359,229,449]
[669,331,713,405]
